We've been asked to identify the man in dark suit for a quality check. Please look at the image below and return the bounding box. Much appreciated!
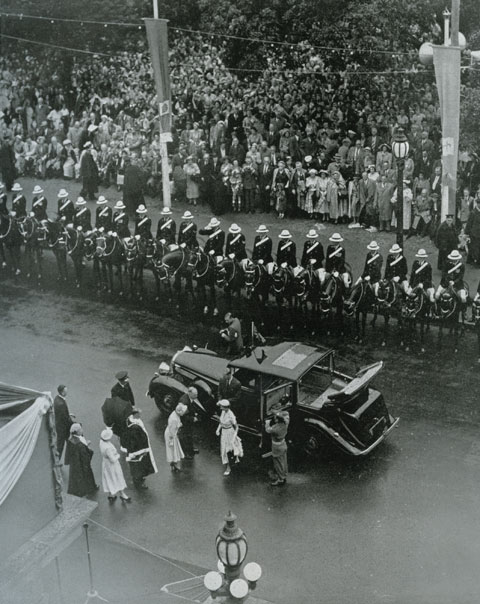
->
[217,367,242,407]
[258,156,274,213]
[111,370,135,406]
[178,387,200,458]
[54,385,74,458]
[228,134,246,165]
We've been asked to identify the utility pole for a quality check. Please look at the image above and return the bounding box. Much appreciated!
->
[451,0,460,46]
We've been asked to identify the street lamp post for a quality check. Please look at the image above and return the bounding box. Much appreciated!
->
[204,512,262,603]
[391,127,410,248]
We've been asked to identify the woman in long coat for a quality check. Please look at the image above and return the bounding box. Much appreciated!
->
[165,403,186,472]
[184,156,201,206]
[125,412,158,488]
[65,423,97,497]
[99,428,130,502]
[215,400,243,476]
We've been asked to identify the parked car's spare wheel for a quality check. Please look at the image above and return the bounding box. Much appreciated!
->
[154,387,180,415]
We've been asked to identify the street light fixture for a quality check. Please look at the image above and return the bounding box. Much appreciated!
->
[391,127,410,247]
[204,512,262,602]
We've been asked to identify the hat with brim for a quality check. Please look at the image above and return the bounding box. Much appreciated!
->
[447,250,462,261]
[182,210,193,220]
[367,241,379,251]
[70,423,82,435]
[158,362,170,373]
[229,223,241,234]
[87,124,98,133]
[161,207,172,215]
[101,428,113,441]
[389,243,402,254]
[256,225,268,233]
[114,201,126,210]
[33,185,43,195]
[136,205,147,214]
[84,142,93,149]
[319,170,328,176]
[97,196,108,205]
[329,233,344,243]
[209,217,221,228]
[63,139,72,145]
[217,399,231,408]
[58,189,68,198]
[306,229,318,239]
[76,197,86,206]
[416,249,428,258]
[12,183,23,192]
[304,155,312,163]
[115,370,128,380]
[309,169,317,175]
[279,230,292,239]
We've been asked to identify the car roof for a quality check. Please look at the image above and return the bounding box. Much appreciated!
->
[229,342,332,381]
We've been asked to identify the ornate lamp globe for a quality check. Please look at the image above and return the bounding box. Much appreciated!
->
[216,511,248,577]
[392,127,410,160]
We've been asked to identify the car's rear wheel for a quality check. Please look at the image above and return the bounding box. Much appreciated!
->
[300,430,323,457]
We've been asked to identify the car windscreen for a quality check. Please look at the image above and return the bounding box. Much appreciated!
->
[297,364,334,407]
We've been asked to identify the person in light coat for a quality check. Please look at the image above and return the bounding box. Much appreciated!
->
[99,428,130,502]
[215,399,243,476]
[165,403,187,472]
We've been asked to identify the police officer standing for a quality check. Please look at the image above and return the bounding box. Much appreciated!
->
[73,196,92,231]
[113,200,131,238]
[252,224,273,264]
[384,243,408,292]
[276,230,297,267]
[57,188,75,223]
[134,204,153,240]
[436,249,467,304]
[11,183,27,218]
[156,206,176,245]
[200,217,225,256]
[177,210,198,249]
[360,240,383,294]
[408,248,435,302]
[95,195,113,231]
[31,185,48,220]
[326,233,350,288]
[225,223,247,261]
[301,228,324,268]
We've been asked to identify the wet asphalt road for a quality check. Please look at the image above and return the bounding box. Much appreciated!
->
[2,319,480,604]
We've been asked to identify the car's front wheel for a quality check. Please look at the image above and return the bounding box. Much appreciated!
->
[299,429,323,457]
[153,387,180,416]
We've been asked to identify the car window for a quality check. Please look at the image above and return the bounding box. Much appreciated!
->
[233,368,257,390]
[298,365,332,406]
[264,383,293,415]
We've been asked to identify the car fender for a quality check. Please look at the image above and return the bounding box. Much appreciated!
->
[150,375,188,396]
[192,379,215,414]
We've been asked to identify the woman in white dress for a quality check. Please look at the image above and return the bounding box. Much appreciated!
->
[165,403,187,472]
[215,399,243,476]
[99,428,130,502]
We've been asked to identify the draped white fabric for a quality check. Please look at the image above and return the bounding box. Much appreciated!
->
[0,382,52,507]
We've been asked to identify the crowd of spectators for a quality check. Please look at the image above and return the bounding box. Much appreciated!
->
[0,29,478,241]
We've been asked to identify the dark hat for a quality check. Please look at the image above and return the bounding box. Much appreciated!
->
[115,370,128,380]
[446,214,454,218]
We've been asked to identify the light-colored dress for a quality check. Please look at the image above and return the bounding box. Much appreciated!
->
[99,439,127,494]
[218,409,243,464]
[165,411,184,464]
[184,162,201,200]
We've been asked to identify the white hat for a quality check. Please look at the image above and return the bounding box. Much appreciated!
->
[84,141,93,149]
[256,225,268,233]
[158,362,170,373]
[87,124,98,133]
[447,249,462,261]
[279,229,292,239]
[32,185,43,195]
[96,195,108,205]
[63,138,72,145]
[415,248,428,258]
[367,241,379,251]
[57,188,68,198]
[114,200,126,210]
[229,223,241,234]
[306,229,318,239]
[76,196,86,206]
[209,217,221,228]
[308,168,318,175]
[12,183,23,192]
[100,428,113,441]
[182,210,194,220]
[304,155,313,163]
[136,204,147,214]
[329,233,344,243]
[217,399,231,408]
[389,243,402,254]
[161,207,172,216]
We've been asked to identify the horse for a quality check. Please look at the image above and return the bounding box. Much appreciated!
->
[147,239,175,303]
[373,278,404,347]
[123,235,147,299]
[242,259,271,322]
[270,262,295,329]
[17,214,46,281]
[292,265,322,333]
[95,231,125,295]
[188,248,218,315]
[434,284,468,353]
[160,246,195,309]
[0,213,23,275]
[344,278,376,343]
[215,255,244,307]
[65,226,85,288]
[318,272,346,335]
[401,286,431,352]
[83,230,102,290]
[45,219,68,282]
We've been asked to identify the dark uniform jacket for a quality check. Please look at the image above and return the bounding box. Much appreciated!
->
[111,381,135,406]
[57,197,75,222]
[252,234,273,263]
[32,195,48,220]
[384,254,408,281]
[0,192,8,216]
[225,232,247,261]
[134,215,153,240]
[200,226,225,256]
[95,205,113,231]
[177,220,198,248]
[73,207,92,231]
[325,244,346,273]
[217,375,242,406]
[361,251,383,282]
[113,210,131,238]
[301,240,324,268]
[440,258,465,289]
[12,194,27,218]
[410,259,433,289]
[53,394,73,456]
[156,216,176,244]
[276,239,297,267]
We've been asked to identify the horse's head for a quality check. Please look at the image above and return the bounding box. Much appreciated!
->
[402,288,425,319]
[344,281,364,317]
[123,236,138,263]
[215,256,228,287]
[376,279,394,309]
[292,266,307,299]
[437,288,456,318]
[272,263,290,294]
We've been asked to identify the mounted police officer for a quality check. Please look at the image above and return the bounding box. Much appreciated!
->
[0,183,7,217]
[95,195,113,231]
[301,228,324,268]
[156,206,176,245]
[276,229,296,267]
[225,223,247,261]
[134,204,153,240]
[359,240,383,294]
[57,188,75,223]
[199,217,225,256]
[384,243,408,293]
[73,196,92,231]
[11,183,27,219]
[31,185,48,220]
[435,249,467,304]
[325,233,350,288]
[252,224,273,264]
[408,248,435,303]
[177,210,198,249]
[113,200,130,238]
